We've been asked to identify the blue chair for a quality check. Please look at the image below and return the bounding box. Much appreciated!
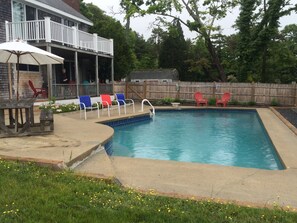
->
[115,93,135,114]
[79,95,100,120]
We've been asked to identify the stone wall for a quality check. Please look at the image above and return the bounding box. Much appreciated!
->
[0,0,12,99]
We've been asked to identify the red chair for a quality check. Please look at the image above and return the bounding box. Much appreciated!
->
[28,80,47,98]
[216,92,231,107]
[100,94,120,117]
[194,92,208,106]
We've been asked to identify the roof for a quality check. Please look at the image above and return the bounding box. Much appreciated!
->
[25,0,93,26]
[130,69,179,80]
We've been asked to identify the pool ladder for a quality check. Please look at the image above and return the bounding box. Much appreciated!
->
[141,99,155,116]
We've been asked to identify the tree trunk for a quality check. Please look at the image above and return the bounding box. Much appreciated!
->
[205,36,227,82]
[261,48,268,82]
[125,15,131,31]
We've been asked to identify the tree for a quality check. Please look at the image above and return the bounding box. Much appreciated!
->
[80,1,136,80]
[186,37,213,81]
[159,19,188,80]
[120,0,239,82]
[236,0,297,82]
[133,32,159,69]
[266,25,297,83]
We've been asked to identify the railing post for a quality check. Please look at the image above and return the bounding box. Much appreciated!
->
[5,21,10,41]
[72,26,78,48]
[93,33,98,52]
[36,20,40,42]
[44,17,51,43]
[110,39,114,56]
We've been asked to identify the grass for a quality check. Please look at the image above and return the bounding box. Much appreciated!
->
[1,160,297,223]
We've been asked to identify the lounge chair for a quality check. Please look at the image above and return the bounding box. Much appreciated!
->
[100,94,120,117]
[115,93,135,114]
[216,92,231,107]
[79,95,100,120]
[194,92,208,106]
[28,80,47,98]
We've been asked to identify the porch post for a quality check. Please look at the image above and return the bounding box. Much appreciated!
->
[110,39,114,56]
[111,57,114,94]
[110,39,114,94]
[46,44,52,98]
[5,21,10,41]
[72,26,78,48]
[75,51,79,96]
[44,17,51,43]
[93,33,98,52]
[96,55,99,95]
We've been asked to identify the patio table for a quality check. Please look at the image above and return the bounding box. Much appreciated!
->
[0,98,35,136]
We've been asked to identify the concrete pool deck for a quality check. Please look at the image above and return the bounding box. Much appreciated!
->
[1,105,297,209]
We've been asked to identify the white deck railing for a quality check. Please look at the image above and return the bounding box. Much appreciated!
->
[5,17,113,56]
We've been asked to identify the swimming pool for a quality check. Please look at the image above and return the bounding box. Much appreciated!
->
[109,109,284,170]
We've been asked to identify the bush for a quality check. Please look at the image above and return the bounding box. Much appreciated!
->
[271,98,280,106]
[154,98,178,105]
[229,99,239,105]
[247,101,256,106]
[208,98,216,106]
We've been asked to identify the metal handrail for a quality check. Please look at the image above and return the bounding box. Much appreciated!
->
[141,99,155,115]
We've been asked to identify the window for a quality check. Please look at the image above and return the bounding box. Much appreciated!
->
[26,5,36,21]
[19,64,39,72]
[38,10,61,23]
[13,1,25,22]
[64,19,75,27]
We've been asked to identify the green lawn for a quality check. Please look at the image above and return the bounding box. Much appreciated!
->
[0,160,296,223]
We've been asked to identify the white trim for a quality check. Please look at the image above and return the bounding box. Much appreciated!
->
[23,0,93,26]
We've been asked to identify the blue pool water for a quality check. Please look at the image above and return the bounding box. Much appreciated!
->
[110,110,284,170]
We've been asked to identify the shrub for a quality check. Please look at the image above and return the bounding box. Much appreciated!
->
[162,98,175,105]
[229,99,239,105]
[247,101,256,106]
[153,98,183,106]
[208,98,216,106]
[271,98,280,106]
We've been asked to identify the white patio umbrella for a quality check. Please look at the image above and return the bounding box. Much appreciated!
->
[0,40,64,100]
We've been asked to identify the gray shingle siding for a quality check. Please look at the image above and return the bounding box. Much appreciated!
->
[0,0,11,99]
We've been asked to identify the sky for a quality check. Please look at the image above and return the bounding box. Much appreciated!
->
[84,0,297,40]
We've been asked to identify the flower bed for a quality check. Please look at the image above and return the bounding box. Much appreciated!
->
[39,101,79,114]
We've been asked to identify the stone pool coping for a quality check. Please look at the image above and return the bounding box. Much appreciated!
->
[76,106,297,209]
[1,105,297,209]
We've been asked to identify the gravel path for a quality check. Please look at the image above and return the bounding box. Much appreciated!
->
[276,108,297,129]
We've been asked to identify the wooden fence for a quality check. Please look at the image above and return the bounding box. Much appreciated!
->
[113,81,297,106]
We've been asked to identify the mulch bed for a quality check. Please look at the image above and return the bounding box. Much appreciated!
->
[275,108,297,129]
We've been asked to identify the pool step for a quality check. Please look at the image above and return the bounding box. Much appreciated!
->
[72,148,115,179]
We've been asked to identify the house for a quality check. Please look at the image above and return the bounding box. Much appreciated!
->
[129,69,179,83]
[0,0,114,100]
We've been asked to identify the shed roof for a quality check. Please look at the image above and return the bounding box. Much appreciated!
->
[130,69,179,80]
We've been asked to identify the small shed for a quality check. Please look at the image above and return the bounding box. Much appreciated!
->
[129,69,179,83]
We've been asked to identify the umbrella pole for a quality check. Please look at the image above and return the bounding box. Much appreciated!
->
[8,64,14,127]
[15,55,20,132]
[8,64,12,99]
[16,55,20,100]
